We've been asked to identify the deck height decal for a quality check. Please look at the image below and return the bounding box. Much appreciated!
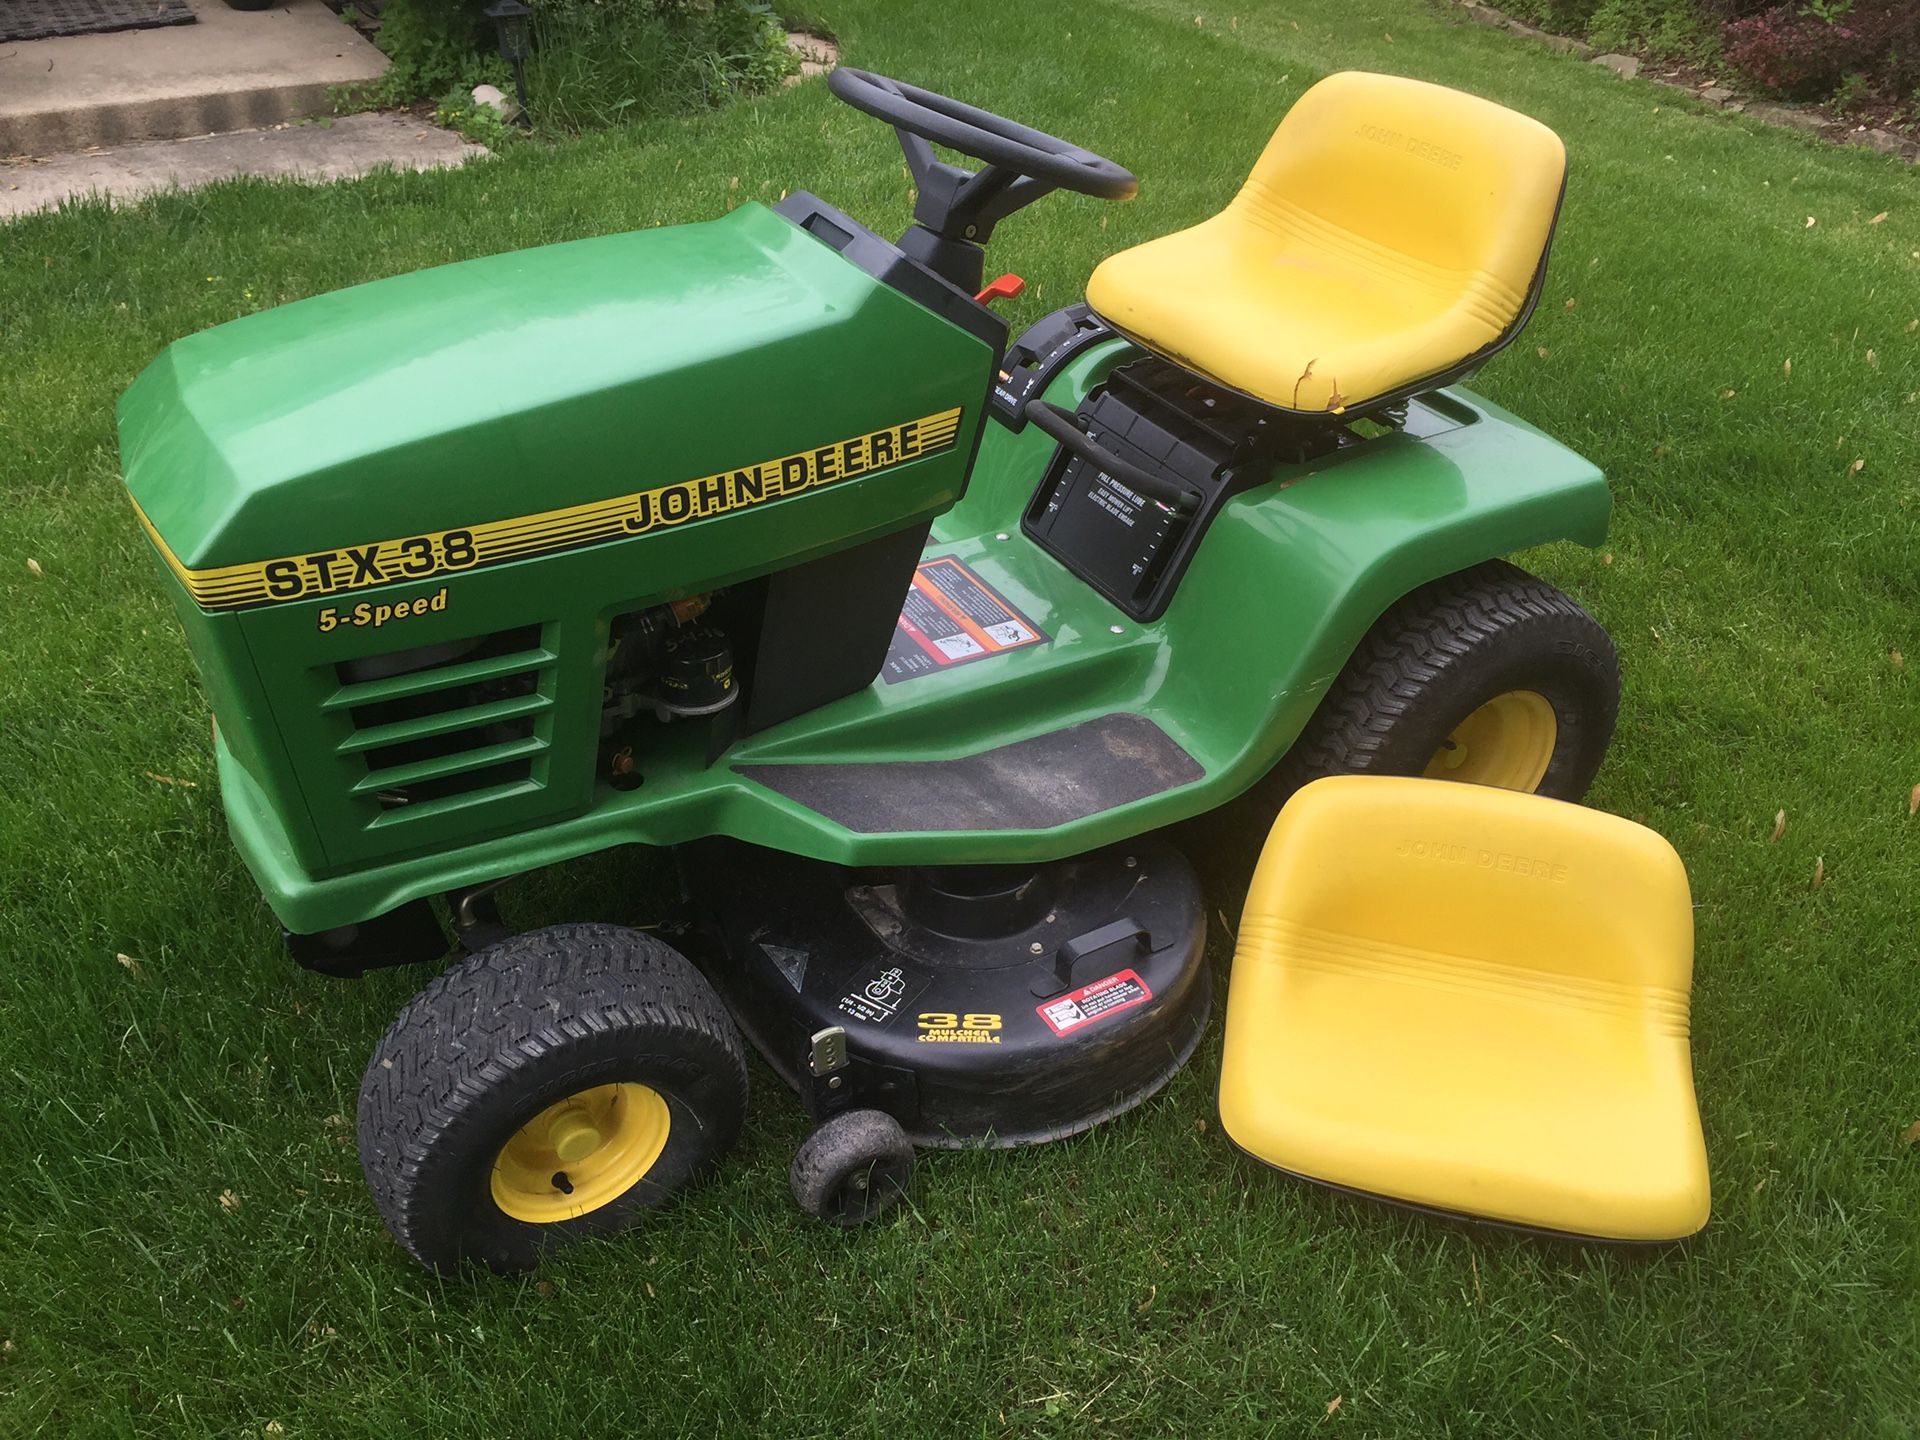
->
[836,962,931,1027]
[882,555,1048,683]
[136,407,965,613]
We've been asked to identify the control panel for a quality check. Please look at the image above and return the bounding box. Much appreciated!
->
[988,304,1117,432]
[1022,357,1294,621]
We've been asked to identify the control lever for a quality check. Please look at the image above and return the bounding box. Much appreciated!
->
[1024,400,1202,514]
[975,273,1027,305]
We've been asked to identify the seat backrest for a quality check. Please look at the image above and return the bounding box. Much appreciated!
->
[1249,777,1695,997]
[1235,71,1566,328]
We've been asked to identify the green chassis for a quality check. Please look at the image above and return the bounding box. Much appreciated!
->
[120,203,1609,937]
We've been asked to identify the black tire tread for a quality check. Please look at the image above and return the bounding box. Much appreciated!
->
[357,923,746,1267]
[790,1108,915,1226]
[1273,559,1620,796]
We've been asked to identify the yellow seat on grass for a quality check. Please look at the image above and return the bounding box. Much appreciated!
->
[1219,776,1709,1240]
[1086,71,1566,414]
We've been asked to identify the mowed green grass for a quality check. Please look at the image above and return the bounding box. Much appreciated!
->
[2,0,1918,1433]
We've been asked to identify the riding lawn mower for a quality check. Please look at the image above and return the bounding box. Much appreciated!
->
[118,68,1624,1271]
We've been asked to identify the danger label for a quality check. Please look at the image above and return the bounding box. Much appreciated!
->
[1036,969,1153,1037]
[882,556,1048,683]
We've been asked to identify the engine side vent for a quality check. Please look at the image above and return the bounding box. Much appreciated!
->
[322,623,556,821]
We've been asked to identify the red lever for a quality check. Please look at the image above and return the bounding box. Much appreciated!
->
[975,273,1026,305]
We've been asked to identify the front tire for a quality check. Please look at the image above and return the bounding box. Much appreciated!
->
[357,923,748,1274]
[1267,560,1620,804]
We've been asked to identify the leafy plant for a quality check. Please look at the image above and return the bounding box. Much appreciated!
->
[1828,68,1871,111]
[1494,0,1719,60]
[1586,0,1719,58]
[356,0,509,109]
[434,85,518,148]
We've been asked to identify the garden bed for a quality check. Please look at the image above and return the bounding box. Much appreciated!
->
[1460,0,1920,137]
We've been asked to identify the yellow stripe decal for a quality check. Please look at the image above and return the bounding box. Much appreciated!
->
[134,408,965,613]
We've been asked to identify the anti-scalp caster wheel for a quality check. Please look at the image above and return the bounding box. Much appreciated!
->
[357,923,748,1273]
[790,1109,915,1226]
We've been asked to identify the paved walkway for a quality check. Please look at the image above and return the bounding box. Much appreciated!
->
[0,10,836,219]
[1,113,482,219]
[0,0,389,154]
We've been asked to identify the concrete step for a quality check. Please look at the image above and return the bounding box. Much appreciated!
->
[0,0,389,155]
[1,112,483,219]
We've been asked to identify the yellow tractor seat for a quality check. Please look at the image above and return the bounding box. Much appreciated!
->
[1219,776,1710,1241]
[1086,72,1567,415]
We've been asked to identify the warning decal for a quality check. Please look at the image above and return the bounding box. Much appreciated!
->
[1036,969,1153,1037]
[882,555,1048,684]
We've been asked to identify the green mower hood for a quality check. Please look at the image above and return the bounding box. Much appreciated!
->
[118,201,994,892]
[119,201,988,577]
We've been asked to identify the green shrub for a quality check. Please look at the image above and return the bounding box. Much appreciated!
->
[1828,69,1871,112]
[1585,0,1718,57]
[360,0,508,109]
[1498,0,1716,58]
[524,0,794,132]
[355,0,794,132]
[1499,0,1598,30]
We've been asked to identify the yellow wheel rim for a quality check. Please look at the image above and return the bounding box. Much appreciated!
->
[1422,689,1558,792]
[489,1083,670,1224]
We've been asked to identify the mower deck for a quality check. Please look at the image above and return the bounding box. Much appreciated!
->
[681,838,1212,1146]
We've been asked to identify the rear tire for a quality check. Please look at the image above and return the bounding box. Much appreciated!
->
[1265,560,1620,804]
[357,923,747,1274]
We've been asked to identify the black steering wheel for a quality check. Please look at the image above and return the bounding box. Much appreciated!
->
[828,68,1137,203]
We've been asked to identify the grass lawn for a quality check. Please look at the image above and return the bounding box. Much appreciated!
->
[3,0,1918,1432]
